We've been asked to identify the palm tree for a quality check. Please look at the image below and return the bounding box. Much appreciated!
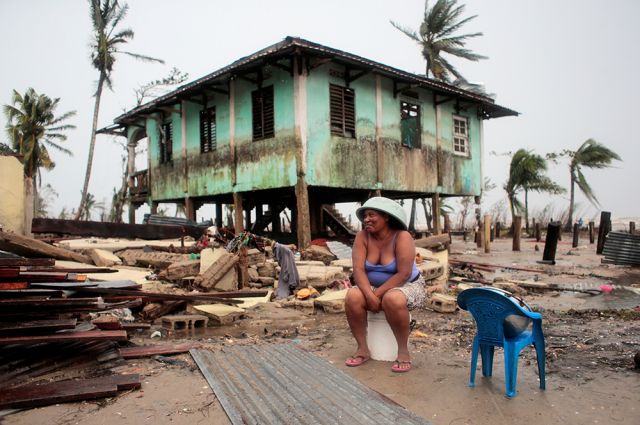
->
[564,139,621,230]
[80,192,105,221]
[504,149,564,227]
[76,0,163,220]
[4,88,75,214]
[390,0,487,81]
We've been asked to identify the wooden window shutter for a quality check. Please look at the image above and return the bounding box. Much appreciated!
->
[200,107,216,153]
[252,86,274,141]
[330,84,355,138]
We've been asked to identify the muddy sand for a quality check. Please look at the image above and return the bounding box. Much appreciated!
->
[3,237,639,425]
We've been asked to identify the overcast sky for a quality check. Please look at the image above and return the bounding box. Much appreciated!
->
[1,0,638,223]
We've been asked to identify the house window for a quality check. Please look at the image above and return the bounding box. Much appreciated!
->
[252,85,274,141]
[159,121,173,164]
[200,107,216,153]
[453,115,469,156]
[400,101,420,148]
[329,84,355,138]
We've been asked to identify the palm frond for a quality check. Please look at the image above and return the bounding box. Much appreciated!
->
[575,168,599,206]
[122,51,164,64]
[390,21,420,42]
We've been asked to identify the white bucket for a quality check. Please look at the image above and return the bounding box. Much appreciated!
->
[367,311,398,361]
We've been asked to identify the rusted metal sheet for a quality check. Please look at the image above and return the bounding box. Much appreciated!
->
[191,344,431,425]
[602,231,640,266]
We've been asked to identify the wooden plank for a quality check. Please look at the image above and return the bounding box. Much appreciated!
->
[414,233,451,250]
[0,258,55,267]
[0,282,28,290]
[119,343,202,359]
[0,319,77,335]
[0,231,92,264]
[0,374,140,409]
[32,217,205,240]
[0,289,63,298]
[77,287,243,304]
[0,330,128,345]
[0,297,102,307]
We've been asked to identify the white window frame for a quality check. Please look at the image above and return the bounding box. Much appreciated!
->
[453,115,470,157]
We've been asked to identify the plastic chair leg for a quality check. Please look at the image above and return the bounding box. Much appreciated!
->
[480,344,495,377]
[469,336,480,387]
[504,342,518,398]
[534,341,546,390]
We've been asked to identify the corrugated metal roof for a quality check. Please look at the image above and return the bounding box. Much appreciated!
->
[191,344,431,425]
[114,36,517,125]
[602,231,640,266]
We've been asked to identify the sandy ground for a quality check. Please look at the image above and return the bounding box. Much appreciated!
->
[3,237,639,425]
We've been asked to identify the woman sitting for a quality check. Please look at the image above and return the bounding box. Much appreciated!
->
[344,196,425,373]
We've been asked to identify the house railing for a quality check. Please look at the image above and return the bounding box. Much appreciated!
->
[128,169,149,196]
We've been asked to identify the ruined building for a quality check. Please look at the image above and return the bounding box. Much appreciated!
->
[102,37,517,247]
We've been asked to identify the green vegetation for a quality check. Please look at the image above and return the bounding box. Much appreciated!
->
[76,0,163,220]
[391,0,486,81]
[3,88,76,214]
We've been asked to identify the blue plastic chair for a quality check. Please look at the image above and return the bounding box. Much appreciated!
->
[457,287,545,398]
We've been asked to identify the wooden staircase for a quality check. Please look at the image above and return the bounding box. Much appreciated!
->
[322,205,357,238]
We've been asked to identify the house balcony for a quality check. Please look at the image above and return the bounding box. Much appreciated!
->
[128,169,149,202]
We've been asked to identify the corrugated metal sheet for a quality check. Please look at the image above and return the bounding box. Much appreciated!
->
[602,231,640,266]
[191,344,431,425]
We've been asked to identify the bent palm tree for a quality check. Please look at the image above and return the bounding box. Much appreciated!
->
[391,0,487,81]
[504,149,564,228]
[565,139,621,230]
[76,0,163,220]
[4,88,75,214]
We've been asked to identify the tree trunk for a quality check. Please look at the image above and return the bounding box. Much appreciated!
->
[566,170,575,231]
[76,70,106,220]
[524,189,529,233]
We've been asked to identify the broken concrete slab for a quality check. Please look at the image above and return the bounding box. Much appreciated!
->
[166,260,200,281]
[231,290,273,309]
[314,288,348,313]
[190,304,245,325]
[89,248,123,268]
[195,252,238,291]
[296,264,346,289]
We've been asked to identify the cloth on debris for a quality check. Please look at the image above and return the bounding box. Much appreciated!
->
[273,242,300,299]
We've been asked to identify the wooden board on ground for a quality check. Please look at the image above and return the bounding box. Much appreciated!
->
[0,319,77,335]
[0,374,140,409]
[119,343,202,359]
[0,330,128,345]
[0,231,92,264]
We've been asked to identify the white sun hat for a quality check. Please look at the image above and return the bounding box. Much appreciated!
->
[355,197,408,230]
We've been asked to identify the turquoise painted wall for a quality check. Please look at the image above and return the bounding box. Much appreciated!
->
[134,60,483,202]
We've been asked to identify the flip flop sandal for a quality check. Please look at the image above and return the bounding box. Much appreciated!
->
[391,360,412,373]
[345,355,370,367]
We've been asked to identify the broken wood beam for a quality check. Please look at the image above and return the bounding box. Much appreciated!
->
[0,258,55,267]
[119,343,202,359]
[0,231,92,264]
[32,217,206,240]
[0,374,140,409]
[0,330,128,346]
[0,319,77,335]
[76,287,242,304]
[414,233,451,250]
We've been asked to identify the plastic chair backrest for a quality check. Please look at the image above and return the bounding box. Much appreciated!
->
[457,288,537,344]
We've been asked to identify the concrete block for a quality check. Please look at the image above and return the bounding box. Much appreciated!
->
[426,293,457,313]
[161,314,209,330]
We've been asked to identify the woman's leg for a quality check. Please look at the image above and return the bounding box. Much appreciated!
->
[345,287,370,361]
[382,290,411,367]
